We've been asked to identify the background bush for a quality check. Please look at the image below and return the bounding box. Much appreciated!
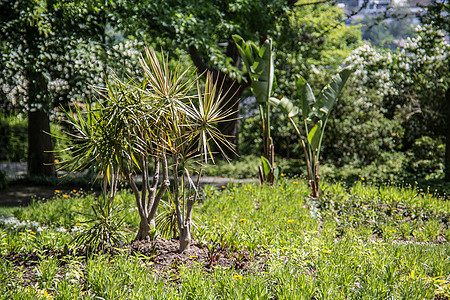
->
[0,116,27,162]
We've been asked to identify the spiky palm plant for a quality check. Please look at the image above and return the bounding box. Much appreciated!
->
[169,71,236,251]
[62,47,236,252]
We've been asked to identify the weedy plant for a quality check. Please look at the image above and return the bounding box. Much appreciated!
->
[72,195,126,254]
[61,47,235,252]
[271,69,352,197]
[233,35,278,186]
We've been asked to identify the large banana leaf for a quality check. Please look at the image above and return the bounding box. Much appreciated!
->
[296,75,315,121]
[307,120,322,153]
[269,97,299,118]
[232,35,274,105]
[232,35,253,76]
[271,68,352,154]
[312,68,352,121]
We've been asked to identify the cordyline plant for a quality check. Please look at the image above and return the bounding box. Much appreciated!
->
[62,47,235,252]
[233,35,278,186]
[271,68,352,198]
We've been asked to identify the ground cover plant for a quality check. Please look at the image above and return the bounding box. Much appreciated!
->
[1,179,450,299]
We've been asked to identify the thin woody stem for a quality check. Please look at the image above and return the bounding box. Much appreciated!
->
[172,155,183,233]
[147,155,160,214]
[148,153,169,221]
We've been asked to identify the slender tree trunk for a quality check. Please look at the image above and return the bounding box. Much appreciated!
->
[135,218,151,241]
[445,88,450,182]
[179,223,191,252]
[27,109,56,177]
[131,153,170,241]
[129,173,151,241]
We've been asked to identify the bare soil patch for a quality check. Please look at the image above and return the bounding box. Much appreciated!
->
[128,237,259,272]
[0,184,56,207]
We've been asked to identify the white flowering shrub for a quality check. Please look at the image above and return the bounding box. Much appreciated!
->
[1,37,144,118]
[324,24,449,179]
[346,24,449,99]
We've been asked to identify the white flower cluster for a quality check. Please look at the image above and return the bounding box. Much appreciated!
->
[345,42,397,99]
[344,24,449,108]
[2,34,146,115]
[0,216,43,232]
[48,78,70,93]
[0,215,66,233]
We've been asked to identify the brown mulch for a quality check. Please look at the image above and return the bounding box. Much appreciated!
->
[127,237,259,272]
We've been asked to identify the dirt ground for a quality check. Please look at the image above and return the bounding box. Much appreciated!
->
[0,184,59,207]
[127,237,261,272]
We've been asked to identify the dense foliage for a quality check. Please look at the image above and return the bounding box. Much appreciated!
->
[328,25,449,180]
[1,0,448,183]
[240,23,449,182]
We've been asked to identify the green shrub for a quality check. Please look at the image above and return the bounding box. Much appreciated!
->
[0,116,27,162]
[201,155,260,179]
[0,170,7,190]
[404,136,445,180]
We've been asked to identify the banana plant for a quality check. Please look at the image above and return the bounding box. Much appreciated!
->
[270,68,352,198]
[232,34,278,185]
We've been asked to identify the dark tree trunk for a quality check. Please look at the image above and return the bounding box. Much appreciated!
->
[445,87,450,182]
[27,109,56,177]
[24,19,55,177]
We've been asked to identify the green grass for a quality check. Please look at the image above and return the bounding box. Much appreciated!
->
[1,179,450,299]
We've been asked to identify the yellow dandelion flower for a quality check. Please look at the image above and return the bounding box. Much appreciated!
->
[239,218,246,223]
[55,190,60,193]
[229,196,233,199]
[75,223,81,226]
[213,219,217,222]
[189,255,198,258]
[428,194,432,197]
[389,230,397,233]
[288,229,293,232]
[72,189,77,193]
[54,159,59,163]
[222,210,226,213]
[233,275,243,279]
[244,187,248,190]
[207,191,211,194]
[29,230,36,235]
[293,181,298,185]
[221,185,226,189]
[280,173,285,177]
[322,250,332,254]
[287,219,294,223]
[360,177,365,181]
[62,194,69,198]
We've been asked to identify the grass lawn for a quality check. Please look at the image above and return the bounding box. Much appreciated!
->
[0,179,449,299]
